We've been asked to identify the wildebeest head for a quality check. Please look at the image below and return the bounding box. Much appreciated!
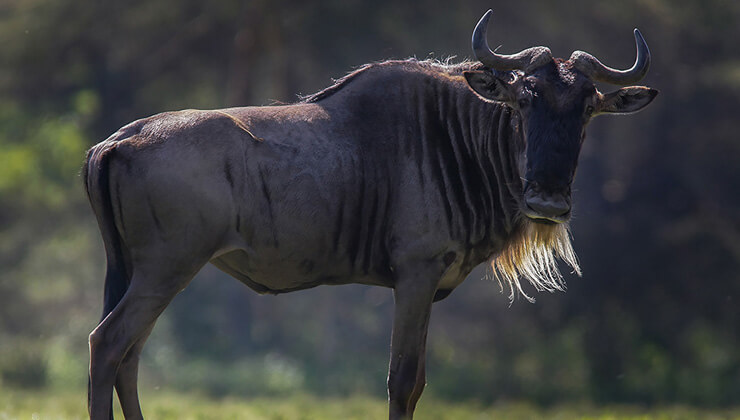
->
[464,10,658,224]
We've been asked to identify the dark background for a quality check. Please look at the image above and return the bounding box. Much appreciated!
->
[0,0,738,406]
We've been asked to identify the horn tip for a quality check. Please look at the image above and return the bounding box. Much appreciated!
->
[633,28,650,60]
[633,28,646,43]
[473,10,493,47]
[479,9,493,24]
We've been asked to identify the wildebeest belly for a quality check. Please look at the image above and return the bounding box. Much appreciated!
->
[210,247,393,294]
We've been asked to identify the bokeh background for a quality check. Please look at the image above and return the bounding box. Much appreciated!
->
[1,0,738,410]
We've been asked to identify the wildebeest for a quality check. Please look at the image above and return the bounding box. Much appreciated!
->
[84,10,657,419]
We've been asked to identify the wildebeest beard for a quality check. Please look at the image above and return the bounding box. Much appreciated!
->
[491,217,580,302]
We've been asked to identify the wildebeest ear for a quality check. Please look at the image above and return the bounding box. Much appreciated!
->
[599,86,659,114]
[463,71,514,102]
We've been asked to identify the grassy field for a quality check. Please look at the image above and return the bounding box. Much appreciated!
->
[2,388,740,420]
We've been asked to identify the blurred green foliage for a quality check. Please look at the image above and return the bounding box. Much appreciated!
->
[0,0,738,408]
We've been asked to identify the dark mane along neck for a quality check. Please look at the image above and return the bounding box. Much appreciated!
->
[301,59,485,104]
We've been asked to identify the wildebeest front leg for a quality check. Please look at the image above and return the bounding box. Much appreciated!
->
[387,269,438,420]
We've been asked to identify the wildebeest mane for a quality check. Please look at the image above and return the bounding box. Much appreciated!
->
[301,58,485,103]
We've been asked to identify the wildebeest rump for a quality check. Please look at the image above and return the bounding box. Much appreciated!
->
[84,10,657,419]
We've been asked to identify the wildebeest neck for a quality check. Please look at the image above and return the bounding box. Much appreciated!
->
[313,60,526,249]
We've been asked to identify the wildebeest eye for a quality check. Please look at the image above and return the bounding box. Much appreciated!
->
[585,105,595,115]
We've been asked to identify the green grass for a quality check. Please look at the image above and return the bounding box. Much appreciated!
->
[2,387,740,420]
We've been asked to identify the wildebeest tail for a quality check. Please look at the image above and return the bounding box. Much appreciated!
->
[83,141,130,320]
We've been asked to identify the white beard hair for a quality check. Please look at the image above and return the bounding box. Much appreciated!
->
[490,219,581,303]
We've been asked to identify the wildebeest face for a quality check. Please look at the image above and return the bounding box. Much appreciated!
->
[463,10,658,224]
[464,64,657,223]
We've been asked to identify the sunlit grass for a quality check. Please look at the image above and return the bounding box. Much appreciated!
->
[2,387,740,420]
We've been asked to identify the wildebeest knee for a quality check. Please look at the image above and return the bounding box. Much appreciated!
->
[89,327,127,369]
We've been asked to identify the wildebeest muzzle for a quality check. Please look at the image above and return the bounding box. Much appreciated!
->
[522,181,571,224]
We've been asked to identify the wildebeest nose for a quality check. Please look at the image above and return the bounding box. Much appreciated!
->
[524,192,571,217]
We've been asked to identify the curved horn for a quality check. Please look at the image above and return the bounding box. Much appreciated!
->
[570,29,651,85]
[472,10,552,72]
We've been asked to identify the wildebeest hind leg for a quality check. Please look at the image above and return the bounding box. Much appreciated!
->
[88,262,204,420]
[114,325,154,420]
